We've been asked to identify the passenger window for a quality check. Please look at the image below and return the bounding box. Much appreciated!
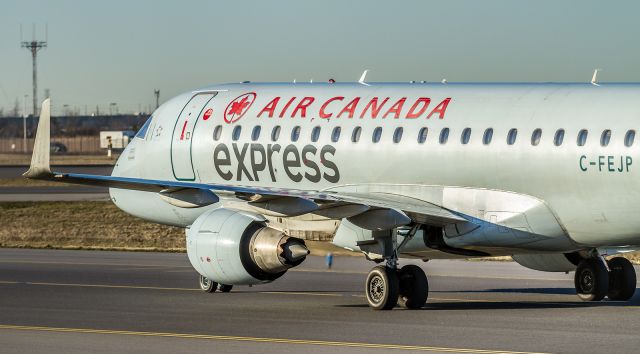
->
[531,128,542,146]
[625,130,635,147]
[507,128,517,145]
[554,129,565,146]
[439,128,449,144]
[271,126,281,142]
[213,125,222,141]
[232,126,242,141]
[417,127,428,144]
[251,126,261,141]
[483,128,493,145]
[461,128,471,144]
[331,127,341,143]
[311,126,321,142]
[372,127,382,143]
[577,129,588,146]
[393,127,403,143]
[291,126,301,142]
[352,127,362,143]
[600,129,611,147]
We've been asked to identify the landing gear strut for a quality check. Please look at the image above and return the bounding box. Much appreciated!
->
[574,256,636,301]
[364,226,429,310]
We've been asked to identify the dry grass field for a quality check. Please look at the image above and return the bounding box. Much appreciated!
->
[1,201,638,263]
[0,201,353,256]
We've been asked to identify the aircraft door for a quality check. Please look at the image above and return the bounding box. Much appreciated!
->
[171,93,216,180]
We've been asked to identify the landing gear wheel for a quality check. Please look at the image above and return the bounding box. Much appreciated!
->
[199,274,217,293]
[217,284,233,293]
[365,265,400,310]
[398,264,429,309]
[574,258,609,301]
[607,257,636,301]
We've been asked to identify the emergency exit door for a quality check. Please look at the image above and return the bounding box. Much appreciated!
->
[171,93,216,180]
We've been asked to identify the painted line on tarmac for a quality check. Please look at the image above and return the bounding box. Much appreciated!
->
[261,291,343,297]
[1,281,343,297]
[25,281,200,292]
[0,259,191,268]
[0,280,613,308]
[0,324,547,354]
[0,260,571,282]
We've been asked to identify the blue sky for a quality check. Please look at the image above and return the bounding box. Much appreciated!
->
[0,0,638,115]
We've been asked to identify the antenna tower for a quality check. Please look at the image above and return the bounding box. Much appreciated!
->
[21,24,47,117]
[154,89,160,109]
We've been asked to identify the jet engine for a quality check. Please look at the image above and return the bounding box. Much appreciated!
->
[186,208,309,285]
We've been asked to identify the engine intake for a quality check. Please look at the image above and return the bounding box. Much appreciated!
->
[187,208,309,285]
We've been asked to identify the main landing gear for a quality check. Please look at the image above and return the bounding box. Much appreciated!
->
[365,264,429,310]
[574,256,636,302]
[364,226,429,310]
[198,274,233,293]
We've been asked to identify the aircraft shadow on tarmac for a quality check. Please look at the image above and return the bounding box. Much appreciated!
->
[335,287,640,310]
[443,287,578,295]
[337,300,640,310]
[449,286,640,299]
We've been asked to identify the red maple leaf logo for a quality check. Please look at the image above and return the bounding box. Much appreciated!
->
[224,93,256,123]
[228,97,250,116]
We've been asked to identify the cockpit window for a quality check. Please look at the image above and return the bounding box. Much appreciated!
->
[135,117,152,139]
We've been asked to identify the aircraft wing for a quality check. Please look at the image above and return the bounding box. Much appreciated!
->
[24,99,465,228]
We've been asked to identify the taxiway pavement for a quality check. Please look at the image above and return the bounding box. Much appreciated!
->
[0,248,638,353]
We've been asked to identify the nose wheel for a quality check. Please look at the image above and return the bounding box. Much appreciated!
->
[199,274,233,293]
[199,274,217,293]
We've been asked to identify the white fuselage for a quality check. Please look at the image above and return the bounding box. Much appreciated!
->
[110,83,640,255]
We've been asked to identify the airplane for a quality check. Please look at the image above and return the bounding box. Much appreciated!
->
[24,79,639,310]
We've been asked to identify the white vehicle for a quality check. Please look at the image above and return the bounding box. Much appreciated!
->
[25,80,639,310]
[99,130,134,149]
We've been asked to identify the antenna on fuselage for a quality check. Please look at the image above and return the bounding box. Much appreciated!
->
[358,70,370,86]
[591,69,601,86]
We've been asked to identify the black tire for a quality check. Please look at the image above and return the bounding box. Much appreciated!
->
[217,284,233,293]
[398,264,429,309]
[365,265,400,310]
[608,257,636,301]
[574,258,609,301]
[199,274,217,293]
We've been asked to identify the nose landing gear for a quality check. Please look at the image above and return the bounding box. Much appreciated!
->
[198,274,233,293]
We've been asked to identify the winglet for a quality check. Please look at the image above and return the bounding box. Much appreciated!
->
[358,70,370,86]
[591,69,601,86]
[23,98,53,179]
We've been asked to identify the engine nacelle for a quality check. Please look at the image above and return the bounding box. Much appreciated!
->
[186,208,309,285]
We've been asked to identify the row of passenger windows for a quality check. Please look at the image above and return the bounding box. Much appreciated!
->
[212,125,638,147]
